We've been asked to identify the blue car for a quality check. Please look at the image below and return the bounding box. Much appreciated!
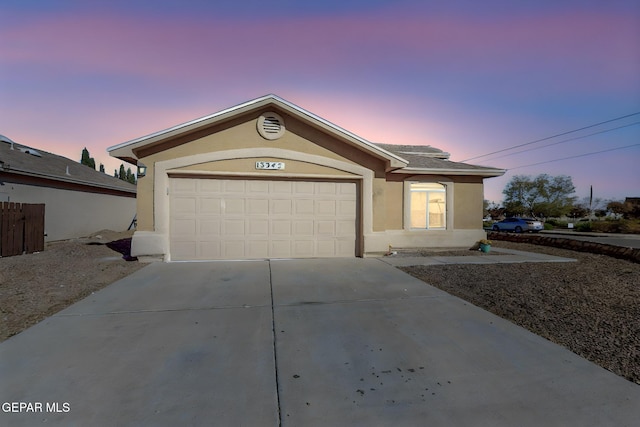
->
[492,217,543,233]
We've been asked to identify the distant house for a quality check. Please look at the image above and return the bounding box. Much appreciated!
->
[0,134,136,241]
[108,94,504,261]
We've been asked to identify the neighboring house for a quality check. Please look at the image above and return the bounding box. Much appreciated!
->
[0,135,136,241]
[108,94,504,261]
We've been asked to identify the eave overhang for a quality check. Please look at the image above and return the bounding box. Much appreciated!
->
[392,167,506,177]
[1,167,137,194]
[107,94,408,171]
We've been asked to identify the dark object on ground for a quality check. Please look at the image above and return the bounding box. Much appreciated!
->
[106,238,137,261]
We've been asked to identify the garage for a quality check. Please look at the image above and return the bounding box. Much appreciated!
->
[169,177,357,260]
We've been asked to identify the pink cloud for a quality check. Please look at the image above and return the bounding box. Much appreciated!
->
[1,8,637,94]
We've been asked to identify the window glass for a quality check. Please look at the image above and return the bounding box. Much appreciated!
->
[410,182,446,229]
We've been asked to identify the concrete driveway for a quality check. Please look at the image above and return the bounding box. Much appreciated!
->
[1,259,638,426]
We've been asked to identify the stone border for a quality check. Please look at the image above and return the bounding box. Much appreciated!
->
[487,231,640,264]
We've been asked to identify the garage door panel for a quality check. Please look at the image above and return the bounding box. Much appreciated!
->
[316,240,336,256]
[316,200,336,215]
[293,240,314,257]
[294,181,314,195]
[316,221,336,236]
[339,183,357,195]
[172,197,197,215]
[336,220,355,235]
[170,178,356,260]
[247,180,269,193]
[172,218,197,236]
[173,179,197,192]
[172,241,197,259]
[224,199,245,215]
[294,199,314,215]
[247,240,269,258]
[317,182,336,194]
[199,198,221,215]
[248,219,269,235]
[272,181,293,194]
[247,199,269,215]
[271,240,292,258]
[336,239,355,256]
[223,219,245,235]
[293,220,314,236]
[222,241,245,258]
[199,219,221,235]
[338,200,356,216]
[271,199,292,215]
[271,220,292,236]
[200,242,222,258]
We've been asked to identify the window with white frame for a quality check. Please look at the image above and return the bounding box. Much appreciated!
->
[410,182,447,229]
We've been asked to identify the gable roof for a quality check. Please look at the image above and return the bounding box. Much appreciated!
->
[107,94,504,178]
[108,94,408,171]
[0,136,137,195]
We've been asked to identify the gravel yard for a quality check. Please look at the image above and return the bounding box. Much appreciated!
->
[401,241,640,385]
[0,230,145,342]
[1,234,638,386]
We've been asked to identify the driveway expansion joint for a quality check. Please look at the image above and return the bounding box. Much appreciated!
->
[268,260,283,427]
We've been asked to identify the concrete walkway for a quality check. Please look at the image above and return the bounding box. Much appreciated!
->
[1,258,638,426]
[379,247,576,267]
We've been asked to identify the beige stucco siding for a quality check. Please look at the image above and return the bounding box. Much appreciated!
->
[384,181,404,230]
[171,158,356,177]
[372,178,388,232]
[2,182,136,241]
[453,182,484,229]
[135,113,385,231]
[136,174,154,231]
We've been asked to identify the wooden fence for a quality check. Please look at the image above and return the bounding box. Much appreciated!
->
[0,202,45,257]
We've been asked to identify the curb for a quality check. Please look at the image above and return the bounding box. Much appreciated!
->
[487,231,640,264]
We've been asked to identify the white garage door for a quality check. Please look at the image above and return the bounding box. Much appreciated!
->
[169,178,357,260]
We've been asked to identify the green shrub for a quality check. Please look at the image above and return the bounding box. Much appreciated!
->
[590,219,640,234]
[575,221,592,232]
[543,222,554,230]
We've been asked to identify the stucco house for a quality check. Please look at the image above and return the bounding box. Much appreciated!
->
[108,95,504,261]
[0,134,137,241]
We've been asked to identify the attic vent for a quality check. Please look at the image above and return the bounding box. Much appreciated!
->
[257,112,285,140]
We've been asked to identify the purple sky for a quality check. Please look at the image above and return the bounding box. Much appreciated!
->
[2,0,639,204]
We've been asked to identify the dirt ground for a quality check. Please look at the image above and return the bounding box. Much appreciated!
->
[1,235,638,385]
[401,241,640,385]
[0,230,145,342]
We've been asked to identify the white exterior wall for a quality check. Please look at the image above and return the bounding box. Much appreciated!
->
[0,182,136,241]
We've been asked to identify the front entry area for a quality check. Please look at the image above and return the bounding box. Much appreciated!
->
[169,177,357,260]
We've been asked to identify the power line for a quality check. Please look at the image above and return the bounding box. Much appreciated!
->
[508,143,640,170]
[461,111,640,162]
[483,121,640,162]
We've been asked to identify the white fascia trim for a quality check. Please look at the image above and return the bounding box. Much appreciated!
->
[393,167,506,177]
[107,94,409,169]
[269,97,408,169]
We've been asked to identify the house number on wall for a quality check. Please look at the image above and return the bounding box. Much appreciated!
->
[255,161,285,170]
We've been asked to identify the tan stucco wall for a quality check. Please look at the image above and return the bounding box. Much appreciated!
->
[384,181,404,230]
[372,178,388,232]
[136,112,386,230]
[171,158,356,177]
[2,182,136,241]
[453,182,484,229]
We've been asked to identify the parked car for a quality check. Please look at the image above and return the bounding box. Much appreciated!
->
[492,217,543,233]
